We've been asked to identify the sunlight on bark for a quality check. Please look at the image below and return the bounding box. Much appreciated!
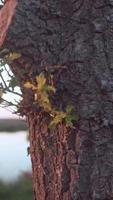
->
[0,0,17,47]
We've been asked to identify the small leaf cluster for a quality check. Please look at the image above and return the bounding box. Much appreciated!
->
[24,74,56,113]
[0,48,21,63]
[4,51,21,64]
[24,74,77,129]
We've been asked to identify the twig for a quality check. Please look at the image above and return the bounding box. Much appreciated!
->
[1,97,18,107]
[0,73,7,88]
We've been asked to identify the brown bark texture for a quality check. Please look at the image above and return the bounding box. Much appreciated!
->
[1,0,113,199]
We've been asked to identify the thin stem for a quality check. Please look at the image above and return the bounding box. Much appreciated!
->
[0,75,22,97]
[1,97,18,107]
[7,89,22,97]
[4,65,13,78]
[0,73,7,88]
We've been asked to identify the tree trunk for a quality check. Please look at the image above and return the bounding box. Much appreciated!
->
[27,112,79,200]
[1,0,113,199]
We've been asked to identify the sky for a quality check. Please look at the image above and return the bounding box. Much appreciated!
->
[0,107,18,118]
[0,88,21,119]
[0,131,31,182]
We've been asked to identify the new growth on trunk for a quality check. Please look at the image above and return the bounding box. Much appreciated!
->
[0,1,113,199]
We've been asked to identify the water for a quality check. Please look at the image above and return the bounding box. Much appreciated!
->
[0,131,31,182]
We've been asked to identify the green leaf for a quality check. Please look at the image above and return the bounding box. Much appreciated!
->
[65,119,73,128]
[66,105,74,113]
[5,52,21,64]
[8,77,18,90]
[47,85,56,93]
[8,53,21,61]
[65,114,79,122]
[49,111,66,128]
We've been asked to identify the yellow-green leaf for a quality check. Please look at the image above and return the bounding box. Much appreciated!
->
[7,53,21,61]
[66,105,74,113]
[47,85,56,93]
[36,74,46,90]
[49,111,66,127]
[24,82,34,89]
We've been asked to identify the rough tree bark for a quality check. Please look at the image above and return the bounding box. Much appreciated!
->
[1,0,113,199]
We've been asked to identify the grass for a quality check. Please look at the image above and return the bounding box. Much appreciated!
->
[0,119,27,132]
[0,173,33,200]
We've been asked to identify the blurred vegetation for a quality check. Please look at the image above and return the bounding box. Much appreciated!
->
[0,119,27,132]
[0,173,33,200]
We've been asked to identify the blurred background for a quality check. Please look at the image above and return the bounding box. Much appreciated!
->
[0,1,33,199]
[0,109,33,200]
